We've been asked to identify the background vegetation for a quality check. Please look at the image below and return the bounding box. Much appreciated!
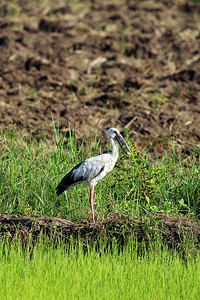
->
[1,127,200,222]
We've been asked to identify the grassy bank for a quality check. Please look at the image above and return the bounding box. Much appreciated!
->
[1,127,200,221]
[0,239,199,300]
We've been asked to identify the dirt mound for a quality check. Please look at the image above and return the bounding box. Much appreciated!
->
[1,214,199,250]
[0,0,200,155]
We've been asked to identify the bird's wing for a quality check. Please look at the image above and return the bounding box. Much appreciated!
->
[73,157,105,182]
[56,157,105,195]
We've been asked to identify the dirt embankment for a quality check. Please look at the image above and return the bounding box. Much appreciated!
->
[0,214,200,251]
[0,0,200,155]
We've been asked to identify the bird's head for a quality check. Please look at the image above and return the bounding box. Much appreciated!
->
[107,128,131,155]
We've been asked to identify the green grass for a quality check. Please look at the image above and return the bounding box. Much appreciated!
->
[0,126,200,221]
[0,239,199,300]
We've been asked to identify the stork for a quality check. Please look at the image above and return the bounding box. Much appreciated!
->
[56,128,130,223]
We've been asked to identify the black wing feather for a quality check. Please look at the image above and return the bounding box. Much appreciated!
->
[56,159,105,196]
[56,162,84,196]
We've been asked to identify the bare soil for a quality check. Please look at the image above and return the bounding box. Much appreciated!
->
[0,0,200,154]
[0,0,200,244]
[0,214,200,250]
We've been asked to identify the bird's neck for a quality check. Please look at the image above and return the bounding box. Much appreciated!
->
[110,138,119,160]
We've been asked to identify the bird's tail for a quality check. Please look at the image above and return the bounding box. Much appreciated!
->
[56,172,72,195]
[56,169,81,196]
[56,162,85,196]
[56,183,68,196]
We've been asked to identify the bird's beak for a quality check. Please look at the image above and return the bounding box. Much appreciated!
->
[115,132,131,155]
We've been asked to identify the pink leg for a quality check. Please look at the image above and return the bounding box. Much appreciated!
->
[89,186,95,223]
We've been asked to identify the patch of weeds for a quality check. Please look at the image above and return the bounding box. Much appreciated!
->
[7,2,21,16]
[120,40,127,54]
[110,129,200,218]
[148,91,168,108]
[77,87,86,97]
[24,84,38,101]
[189,0,200,3]
[193,11,199,20]
[112,129,156,215]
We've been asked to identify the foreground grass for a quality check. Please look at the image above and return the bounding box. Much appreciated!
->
[0,127,200,220]
[0,239,199,300]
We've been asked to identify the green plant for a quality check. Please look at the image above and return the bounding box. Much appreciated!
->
[0,238,199,300]
[110,129,200,218]
[1,127,200,221]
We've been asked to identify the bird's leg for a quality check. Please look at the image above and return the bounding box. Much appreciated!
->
[89,186,95,223]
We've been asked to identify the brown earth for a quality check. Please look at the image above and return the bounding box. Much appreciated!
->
[0,214,200,251]
[0,0,200,155]
[0,0,200,244]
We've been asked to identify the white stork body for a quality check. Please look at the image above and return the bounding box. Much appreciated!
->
[72,153,118,188]
[56,128,130,223]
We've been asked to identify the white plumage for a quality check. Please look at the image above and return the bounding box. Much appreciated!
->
[56,128,130,223]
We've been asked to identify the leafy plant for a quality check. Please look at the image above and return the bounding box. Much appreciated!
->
[1,127,200,220]
[110,129,200,218]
